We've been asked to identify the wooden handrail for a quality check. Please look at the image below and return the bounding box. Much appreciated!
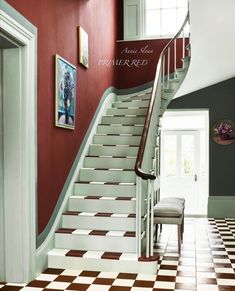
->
[135,12,189,180]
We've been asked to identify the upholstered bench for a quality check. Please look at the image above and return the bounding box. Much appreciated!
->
[154,198,185,253]
[160,197,185,206]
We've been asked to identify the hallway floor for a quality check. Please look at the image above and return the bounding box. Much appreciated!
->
[1,218,235,290]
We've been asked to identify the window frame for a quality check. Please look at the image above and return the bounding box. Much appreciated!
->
[123,0,188,41]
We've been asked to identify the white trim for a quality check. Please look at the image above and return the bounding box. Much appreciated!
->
[124,0,142,40]
[0,9,37,283]
[160,110,209,216]
[0,49,5,281]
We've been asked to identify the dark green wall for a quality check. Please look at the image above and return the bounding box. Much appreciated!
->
[168,77,235,197]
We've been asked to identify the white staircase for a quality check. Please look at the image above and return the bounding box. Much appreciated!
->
[48,91,159,274]
[47,12,190,275]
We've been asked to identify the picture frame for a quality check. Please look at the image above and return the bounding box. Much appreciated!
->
[55,54,77,130]
[211,119,235,145]
[78,26,89,68]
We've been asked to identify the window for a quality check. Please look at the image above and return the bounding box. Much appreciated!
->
[145,0,188,37]
[124,0,188,40]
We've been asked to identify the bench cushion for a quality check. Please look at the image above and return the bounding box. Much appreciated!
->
[159,197,185,206]
[154,202,183,217]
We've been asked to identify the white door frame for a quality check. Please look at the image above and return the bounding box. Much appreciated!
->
[0,9,37,283]
[160,110,209,216]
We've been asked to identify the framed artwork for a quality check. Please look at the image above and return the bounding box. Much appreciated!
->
[78,26,89,68]
[211,119,235,145]
[55,54,77,130]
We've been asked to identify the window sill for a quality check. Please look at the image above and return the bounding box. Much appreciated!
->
[117,35,189,42]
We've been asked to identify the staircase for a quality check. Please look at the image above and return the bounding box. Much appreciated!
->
[48,90,159,274]
[160,55,190,116]
[47,12,190,274]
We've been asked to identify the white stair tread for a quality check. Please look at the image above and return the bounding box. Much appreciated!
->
[56,228,136,237]
[77,181,136,185]
[95,133,141,136]
[89,145,139,148]
[48,249,159,274]
[116,99,148,104]
[169,78,180,83]
[48,248,139,261]
[182,56,190,61]
[115,106,148,109]
[90,144,139,147]
[104,114,146,117]
[86,155,136,158]
[176,67,186,72]
[80,167,134,171]
[98,124,144,127]
[63,211,136,218]
[120,97,150,102]
[70,195,136,201]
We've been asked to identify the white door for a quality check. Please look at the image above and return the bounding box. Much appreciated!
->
[160,130,200,215]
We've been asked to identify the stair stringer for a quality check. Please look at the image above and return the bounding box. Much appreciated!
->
[36,89,117,275]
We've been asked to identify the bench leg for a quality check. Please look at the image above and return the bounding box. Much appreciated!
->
[182,214,184,234]
[155,224,158,243]
[177,224,181,253]
[181,221,183,242]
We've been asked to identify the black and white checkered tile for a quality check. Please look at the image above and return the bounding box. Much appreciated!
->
[2,218,235,291]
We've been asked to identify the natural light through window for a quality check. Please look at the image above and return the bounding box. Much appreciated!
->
[145,0,188,37]
[162,115,205,130]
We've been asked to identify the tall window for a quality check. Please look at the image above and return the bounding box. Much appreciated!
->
[145,0,188,37]
[123,0,188,40]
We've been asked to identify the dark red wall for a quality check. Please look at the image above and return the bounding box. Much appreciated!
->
[6,0,118,234]
[116,39,188,89]
[117,39,169,89]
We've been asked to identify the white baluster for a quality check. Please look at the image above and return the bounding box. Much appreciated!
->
[182,29,185,60]
[150,178,154,257]
[162,55,165,89]
[136,176,142,257]
[167,48,170,89]
[174,39,177,76]
[146,179,151,258]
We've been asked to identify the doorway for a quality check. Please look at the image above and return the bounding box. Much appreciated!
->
[160,110,209,216]
[0,6,37,284]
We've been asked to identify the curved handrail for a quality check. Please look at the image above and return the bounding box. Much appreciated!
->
[134,12,189,180]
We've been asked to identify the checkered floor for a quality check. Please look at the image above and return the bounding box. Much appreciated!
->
[1,218,235,290]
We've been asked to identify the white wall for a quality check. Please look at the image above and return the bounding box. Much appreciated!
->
[175,0,235,98]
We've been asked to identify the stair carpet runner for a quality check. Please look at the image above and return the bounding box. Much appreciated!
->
[48,92,152,272]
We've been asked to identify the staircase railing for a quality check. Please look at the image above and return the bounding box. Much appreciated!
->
[135,12,190,258]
